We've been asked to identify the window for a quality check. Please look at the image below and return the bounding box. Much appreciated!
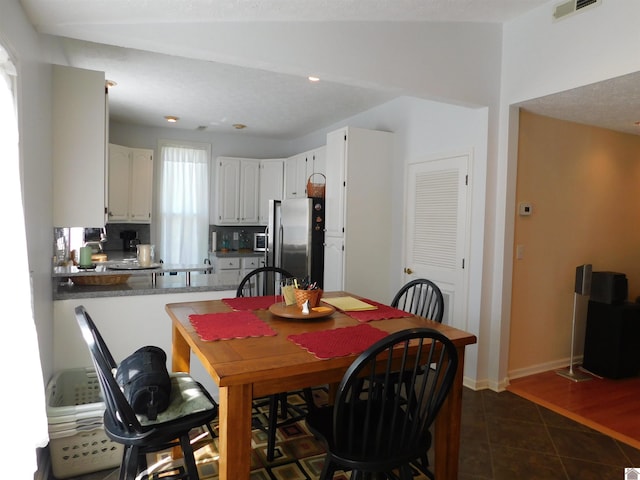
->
[0,44,48,474]
[158,141,210,265]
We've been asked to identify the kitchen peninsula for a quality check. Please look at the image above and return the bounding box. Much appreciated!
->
[53,262,222,300]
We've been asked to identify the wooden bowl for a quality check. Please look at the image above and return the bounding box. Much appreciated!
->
[71,274,131,286]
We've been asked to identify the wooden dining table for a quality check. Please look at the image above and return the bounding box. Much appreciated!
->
[165,291,477,480]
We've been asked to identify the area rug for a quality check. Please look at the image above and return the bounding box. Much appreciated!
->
[144,388,432,480]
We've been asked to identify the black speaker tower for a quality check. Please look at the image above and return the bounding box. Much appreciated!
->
[556,264,593,382]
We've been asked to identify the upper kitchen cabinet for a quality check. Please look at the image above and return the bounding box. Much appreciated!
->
[213,157,260,225]
[52,65,106,227]
[258,159,284,224]
[284,146,326,199]
[107,144,154,223]
[323,127,394,302]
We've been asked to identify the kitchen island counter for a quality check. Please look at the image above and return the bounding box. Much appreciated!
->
[53,274,234,300]
[210,250,264,258]
[52,262,233,300]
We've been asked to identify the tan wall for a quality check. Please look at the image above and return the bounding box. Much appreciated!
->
[509,111,640,374]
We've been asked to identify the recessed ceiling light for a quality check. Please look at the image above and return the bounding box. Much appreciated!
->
[232,123,247,130]
[164,116,179,123]
[308,76,320,82]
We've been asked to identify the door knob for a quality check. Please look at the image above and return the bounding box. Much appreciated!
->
[404,267,413,274]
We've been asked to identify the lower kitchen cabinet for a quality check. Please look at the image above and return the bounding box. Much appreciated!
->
[214,256,241,286]
[210,254,264,288]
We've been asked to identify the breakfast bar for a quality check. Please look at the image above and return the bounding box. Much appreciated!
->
[165,291,477,480]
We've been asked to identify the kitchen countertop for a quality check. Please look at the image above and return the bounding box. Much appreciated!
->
[52,259,223,300]
[53,273,234,300]
[210,250,264,258]
[53,262,212,278]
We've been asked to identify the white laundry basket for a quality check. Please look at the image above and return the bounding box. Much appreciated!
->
[46,367,122,478]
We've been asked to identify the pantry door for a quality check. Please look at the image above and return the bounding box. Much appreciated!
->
[403,153,471,330]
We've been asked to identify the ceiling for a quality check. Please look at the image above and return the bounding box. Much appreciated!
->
[18,0,640,139]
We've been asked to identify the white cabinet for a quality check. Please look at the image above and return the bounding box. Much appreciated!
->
[214,256,241,287]
[258,159,284,224]
[107,144,153,223]
[284,146,326,199]
[214,157,260,225]
[241,256,262,277]
[322,235,344,292]
[285,153,307,199]
[52,65,107,227]
[216,157,261,225]
[210,255,264,288]
[323,127,394,302]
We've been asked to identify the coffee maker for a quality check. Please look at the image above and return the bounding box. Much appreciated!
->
[120,230,140,252]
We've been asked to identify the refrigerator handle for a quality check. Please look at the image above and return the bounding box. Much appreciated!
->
[264,225,269,266]
[278,224,284,267]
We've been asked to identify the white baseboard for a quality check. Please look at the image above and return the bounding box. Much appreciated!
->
[461,355,582,393]
[507,355,582,381]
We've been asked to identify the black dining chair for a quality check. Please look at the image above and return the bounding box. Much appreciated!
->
[236,265,292,297]
[74,305,218,480]
[235,266,316,461]
[390,278,445,475]
[392,278,445,322]
[305,328,458,480]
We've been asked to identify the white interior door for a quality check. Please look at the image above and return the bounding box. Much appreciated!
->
[404,154,470,329]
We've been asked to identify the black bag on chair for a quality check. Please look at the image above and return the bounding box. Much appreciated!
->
[115,346,172,420]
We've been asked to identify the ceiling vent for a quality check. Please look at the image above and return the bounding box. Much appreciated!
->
[553,0,601,21]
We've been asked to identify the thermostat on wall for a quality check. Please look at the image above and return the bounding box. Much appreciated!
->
[519,202,532,216]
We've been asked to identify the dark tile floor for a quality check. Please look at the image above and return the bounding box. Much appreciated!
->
[459,388,640,480]
[64,388,640,480]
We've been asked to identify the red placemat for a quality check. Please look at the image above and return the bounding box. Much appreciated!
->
[189,311,277,341]
[222,296,283,311]
[345,299,412,323]
[288,324,388,359]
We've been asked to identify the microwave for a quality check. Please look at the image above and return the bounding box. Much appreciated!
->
[253,233,267,252]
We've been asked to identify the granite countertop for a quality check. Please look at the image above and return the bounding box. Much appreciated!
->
[210,250,264,258]
[53,273,235,300]
[53,261,212,278]
[52,258,224,300]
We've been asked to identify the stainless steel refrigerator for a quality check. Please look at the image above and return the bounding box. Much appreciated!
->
[265,198,325,287]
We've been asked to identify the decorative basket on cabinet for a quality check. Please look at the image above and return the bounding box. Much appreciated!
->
[307,173,326,198]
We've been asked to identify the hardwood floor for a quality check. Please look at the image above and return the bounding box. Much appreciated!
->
[507,368,640,450]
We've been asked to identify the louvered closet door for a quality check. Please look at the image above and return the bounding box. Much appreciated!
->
[405,154,469,328]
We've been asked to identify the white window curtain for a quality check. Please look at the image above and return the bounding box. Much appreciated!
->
[0,46,48,476]
[159,142,210,265]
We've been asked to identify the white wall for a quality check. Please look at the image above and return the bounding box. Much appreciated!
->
[503,1,640,104]
[489,0,640,387]
[1,0,54,384]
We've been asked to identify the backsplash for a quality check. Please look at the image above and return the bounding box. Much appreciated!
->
[53,224,151,265]
[102,223,151,252]
[209,225,265,252]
